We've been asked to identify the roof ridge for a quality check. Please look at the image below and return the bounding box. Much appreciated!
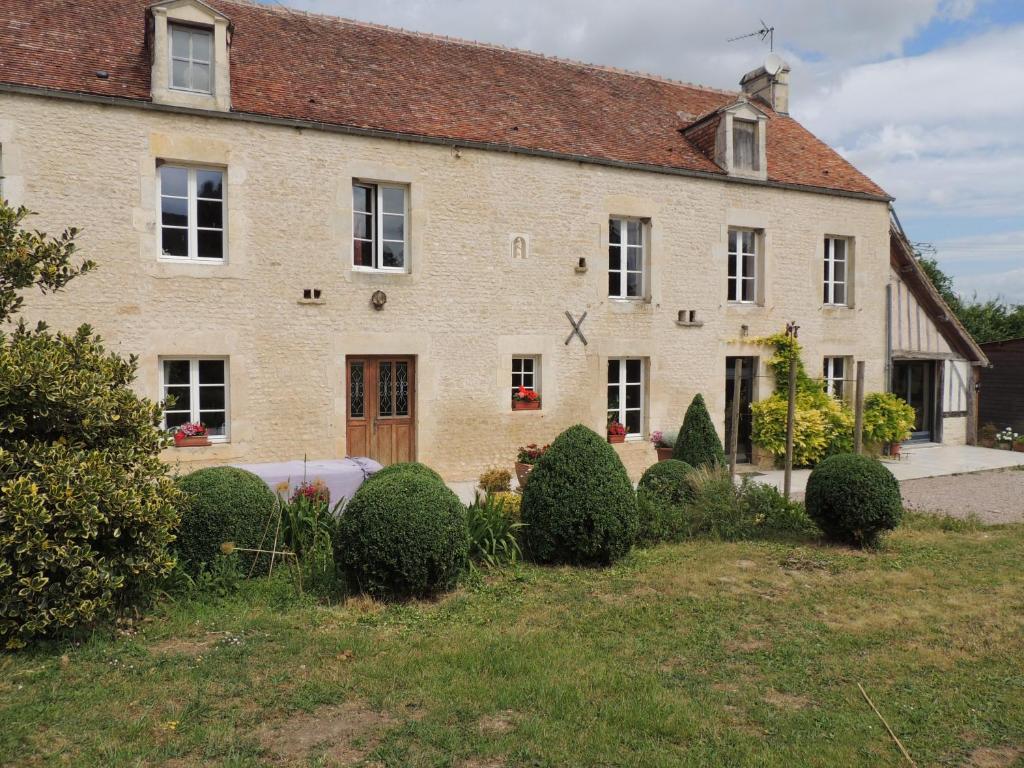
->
[220,0,739,97]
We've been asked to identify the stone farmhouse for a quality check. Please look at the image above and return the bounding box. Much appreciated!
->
[0,0,986,481]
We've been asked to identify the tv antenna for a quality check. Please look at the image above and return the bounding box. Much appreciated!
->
[727,19,775,51]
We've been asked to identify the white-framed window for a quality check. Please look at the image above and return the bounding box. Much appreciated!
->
[512,356,539,397]
[733,119,758,171]
[823,356,846,400]
[608,217,645,299]
[161,358,229,440]
[353,182,408,272]
[728,228,758,303]
[607,358,645,437]
[823,236,848,305]
[170,24,213,93]
[159,164,225,261]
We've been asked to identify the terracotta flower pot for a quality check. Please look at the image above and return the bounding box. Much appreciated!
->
[656,446,674,462]
[174,435,211,448]
[515,462,533,487]
[512,400,541,411]
[885,441,901,458]
[607,433,625,444]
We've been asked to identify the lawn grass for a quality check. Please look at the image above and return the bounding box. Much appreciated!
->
[2,517,1023,767]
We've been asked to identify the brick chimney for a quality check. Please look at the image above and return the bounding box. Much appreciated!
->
[740,56,790,115]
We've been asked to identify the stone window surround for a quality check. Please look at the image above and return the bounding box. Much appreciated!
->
[823,233,857,309]
[721,210,770,311]
[715,102,768,182]
[160,355,231,441]
[156,161,227,263]
[150,0,232,112]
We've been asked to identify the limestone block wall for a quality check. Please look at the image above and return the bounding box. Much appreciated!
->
[3,92,892,481]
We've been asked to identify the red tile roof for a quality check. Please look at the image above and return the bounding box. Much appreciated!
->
[0,0,889,199]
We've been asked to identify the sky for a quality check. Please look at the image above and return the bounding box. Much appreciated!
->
[266,0,1024,303]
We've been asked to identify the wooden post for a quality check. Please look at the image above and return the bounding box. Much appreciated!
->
[854,360,866,454]
[729,358,743,477]
[784,358,797,500]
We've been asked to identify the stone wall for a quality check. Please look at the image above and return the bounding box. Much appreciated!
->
[3,91,892,481]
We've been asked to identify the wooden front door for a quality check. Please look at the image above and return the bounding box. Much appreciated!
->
[346,357,416,465]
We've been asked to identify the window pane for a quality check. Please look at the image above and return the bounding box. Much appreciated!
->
[199,386,225,411]
[349,362,365,418]
[607,386,620,411]
[353,184,373,213]
[824,283,830,303]
[608,245,620,271]
[834,260,846,283]
[382,241,404,268]
[171,59,190,89]
[512,358,523,374]
[198,359,225,384]
[626,247,641,271]
[196,170,222,199]
[160,166,188,197]
[197,229,223,259]
[354,239,373,267]
[161,196,188,227]
[734,121,755,169]
[626,272,641,297]
[728,252,737,278]
[161,227,188,257]
[626,220,642,246]
[728,229,737,252]
[165,385,190,411]
[834,284,846,305]
[625,383,641,409]
[382,213,404,241]
[609,218,621,244]
[833,239,846,261]
[395,362,409,416]
[354,213,372,239]
[522,358,534,374]
[625,410,641,434]
[608,270,618,297]
[728,277,737,302]
[200,411,226,435]
[626,358,641,382]
[164,359,191,385]
[742,278,756,303]
[197,199,222,229]
[378,362,393,416]
[742,253,755,279]
[192,30,211,62]
[171,28,191,57]
[191,63,211,93]
[834,358,845,378]
[742,231,755,253]
[381,187,405,214]
[165,411,190,430]
[607,359,620,384]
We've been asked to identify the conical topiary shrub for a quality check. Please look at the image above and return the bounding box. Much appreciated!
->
[521,424,638,565]
[673,393,726,469]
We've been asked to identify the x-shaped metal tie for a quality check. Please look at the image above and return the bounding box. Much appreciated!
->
[564,310,588,346]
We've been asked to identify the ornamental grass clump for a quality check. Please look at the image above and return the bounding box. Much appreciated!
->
[334,463,468,599]
[521,424,637,565]
[673,394,726,469]
[805,453,902,548]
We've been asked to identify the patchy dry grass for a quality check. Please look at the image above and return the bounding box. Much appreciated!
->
[2,520,1024,767]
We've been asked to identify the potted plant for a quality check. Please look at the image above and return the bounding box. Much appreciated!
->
[172,422,210,447]
[512,385,541,411]
[607,419,626,444]
[515,443,548,487]
[862,393,915,460]
[997,427,1020,451]
[650,430,673,461]
[979,422,998,449]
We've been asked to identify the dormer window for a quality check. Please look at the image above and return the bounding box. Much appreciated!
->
[732,119,758,172]
[170,25,213,93]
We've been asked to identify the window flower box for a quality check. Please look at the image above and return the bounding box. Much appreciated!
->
[607,420,626,444]
[512,386,541,411]
[172,422,210,448]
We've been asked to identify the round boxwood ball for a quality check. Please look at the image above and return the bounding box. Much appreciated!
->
[334,465,468,599]
[175,466,276,572]
[366,461,443,486]
[521,424,638,565]
[805,453,902,547]
[638,459,694,507]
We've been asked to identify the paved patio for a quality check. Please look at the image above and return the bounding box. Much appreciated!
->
[748,443,1024,495]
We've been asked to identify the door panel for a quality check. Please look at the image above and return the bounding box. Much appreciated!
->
[346,357,415,465]
[891,361,934,441]
[725,356,757,463]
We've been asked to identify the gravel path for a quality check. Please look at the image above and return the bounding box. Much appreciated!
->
[900,468,1024,524]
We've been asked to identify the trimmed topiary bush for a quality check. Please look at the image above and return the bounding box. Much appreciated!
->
[521,424,637,565]
[334,464,468,599]
[674,394,726,469]
[805,453,902,547]
[638,459,694,507]
[367,461,443,486]
[175,467,276,572]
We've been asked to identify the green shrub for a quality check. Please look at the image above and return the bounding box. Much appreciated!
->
[175,467,276,573]
[739,482,819,537]
[0,325,180,649]
[521,424,637,565]
[751,391,854,467]
[680,465,751,540]
[805,453,902,547]
[368,461,443,486]
[638,459,694,507]
[636,491,686,546]
[863,392,916,445]
[466,492,524,569]
[673,394,726,469]
[334,465,468,599]
[478,467,512,494]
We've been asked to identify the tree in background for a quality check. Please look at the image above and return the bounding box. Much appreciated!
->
[915,250,1024,343]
